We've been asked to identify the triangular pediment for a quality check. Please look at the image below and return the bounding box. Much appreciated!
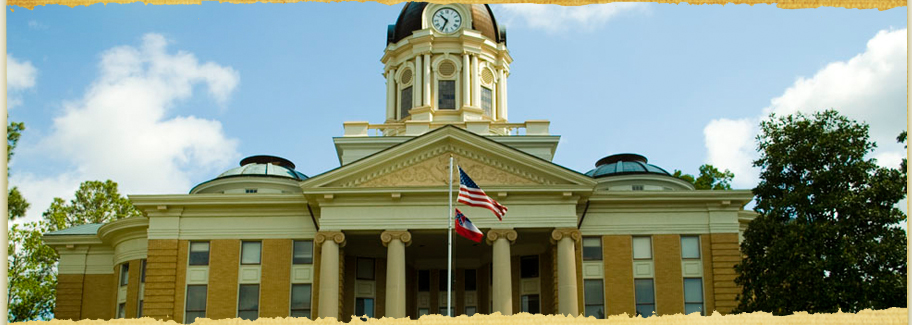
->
[302,126,595,189]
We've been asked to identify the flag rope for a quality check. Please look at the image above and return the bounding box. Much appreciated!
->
[447,155,453,317]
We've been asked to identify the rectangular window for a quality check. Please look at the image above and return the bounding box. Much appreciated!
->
[584,279,605,318]
[418,270,430,292]
[293,240,314,264]
[238,284,260,320]
[185,285,207,324]
[520,255,539,278]
[681,236,701,259]
[465,306,476,316]
[189,242,210,266]
[521,294,540,314]
[290,284,312,318]
[438,80,456,109]
[481,87,493,117]
[583,237,602,260]
[117,303,126,318]
[357,258,375,280]
[119,264,129,287]
[439,270,450,291]
[241,241,262,265]
[632,185,645,191]
[400,86,413,119]
[634,279,655,317]
[355,298,375,318]
[245,189,257,194]
[464,269,476,291]
[632,236,652,260]
[684,278,704,315]
[438,306,454,316]
[140,259,147,283]
[418,308,429,317]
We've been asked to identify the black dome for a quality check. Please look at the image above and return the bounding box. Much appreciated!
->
[387,3,506,45]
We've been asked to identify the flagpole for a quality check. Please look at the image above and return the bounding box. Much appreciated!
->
[447,155,454,317]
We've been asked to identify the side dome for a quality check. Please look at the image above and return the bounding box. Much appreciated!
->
[585,153,670,178]
[387,3,506,45]
[190,155,307,194]
[586,153,694,191]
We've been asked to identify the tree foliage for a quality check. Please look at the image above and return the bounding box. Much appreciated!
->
[42,180,143,232]
[734,110,907,315]
[673,164,735,190]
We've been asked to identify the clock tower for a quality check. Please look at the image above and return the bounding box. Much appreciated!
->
[379,3,513,135]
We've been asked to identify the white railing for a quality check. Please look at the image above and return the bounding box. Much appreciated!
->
[342,120,551,137]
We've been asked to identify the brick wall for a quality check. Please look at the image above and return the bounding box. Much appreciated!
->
[143,239,178,321]
[82,274,115,320]
[172,240,188,323]
[654,235,684,316]
[710,233,740,314]
[207,240,240,320]
[603,235,634,316]
[260,239,292,318]
[701,234,716,314]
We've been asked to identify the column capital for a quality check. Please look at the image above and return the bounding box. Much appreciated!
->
[315,231,346,247]
[551,228,581,244]
[486,228,517,245]
[381,230,412,247]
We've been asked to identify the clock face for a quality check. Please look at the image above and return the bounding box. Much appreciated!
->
[432,8,462,34]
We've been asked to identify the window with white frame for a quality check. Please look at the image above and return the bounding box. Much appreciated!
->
[237,284,259,320]
[189,242,210,266]
[681,236,701,259]
[184,285,207,324]
[583,237,602,260]
[684,278,704,315]
[400,86,413,119]
[356,298,375,318]
[521,294,540,314]
[357,258,375,280]
[293,240,313,264]
[119,264,129,287]
[481,87,493,116]
[241,241,261,265]
[632,236,652,260]
[634,279,655,317]
[438,80,456,109]
[290,283,312,318]
[584,279,605,318]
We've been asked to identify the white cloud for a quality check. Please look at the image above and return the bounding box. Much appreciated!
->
[12,33,241,224]
[495,3,649,33]
[703,28,907,189]
[28,20,48,30]
[8,53,37,109]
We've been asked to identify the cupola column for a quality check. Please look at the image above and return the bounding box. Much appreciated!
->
[381,230,412,318]
[463,53,471,107]
[552,228,582,316]
[497,69,507,121]
[415,55,423,108]
[472,55,480,107]
[423,53,431,106]
[487,228,517,315]
[316,231,346,319]
[386,70,396,121]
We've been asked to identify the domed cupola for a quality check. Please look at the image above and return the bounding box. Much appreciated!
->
[190,155,307,194]
[586,153,694,191]
[380,2,513,134]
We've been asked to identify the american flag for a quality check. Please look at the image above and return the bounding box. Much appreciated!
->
[457,166,507,221]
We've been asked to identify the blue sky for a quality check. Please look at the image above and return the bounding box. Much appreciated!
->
[6,2,907,223]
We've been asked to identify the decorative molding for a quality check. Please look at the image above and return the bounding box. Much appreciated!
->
[550,228,581,244]
[485,228,517,245]
[347,146,547,188]
[315,231,346,247]
[380,230,412,247]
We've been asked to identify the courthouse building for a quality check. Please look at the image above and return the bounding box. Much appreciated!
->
[44,2,757,323]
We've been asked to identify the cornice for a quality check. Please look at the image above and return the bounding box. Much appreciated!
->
[97,217,149,247]
[130,193,309,209]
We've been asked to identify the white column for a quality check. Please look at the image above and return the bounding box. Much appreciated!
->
[487,229,517,315]
[386,70,395,121]
[463,53,471,107]
[423,53,431,106]
[502,70,508,121]
[382,231,411,318]
[472,55,480,107]
[497,69,506,121]
[316,231,345,319]
[415,56,423,108]
[552,228,581,316]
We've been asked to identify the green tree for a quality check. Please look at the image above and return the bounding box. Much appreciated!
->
[42,180,143,232]
[673,164,735,190]
[734,110,907,315]
[8,121,28,220]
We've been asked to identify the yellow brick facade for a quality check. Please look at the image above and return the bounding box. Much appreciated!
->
[207,240,240,320]
[653,235,684,315]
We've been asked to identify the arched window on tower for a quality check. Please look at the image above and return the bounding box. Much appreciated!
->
[398,66,414,119]
[436,60,458,109]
